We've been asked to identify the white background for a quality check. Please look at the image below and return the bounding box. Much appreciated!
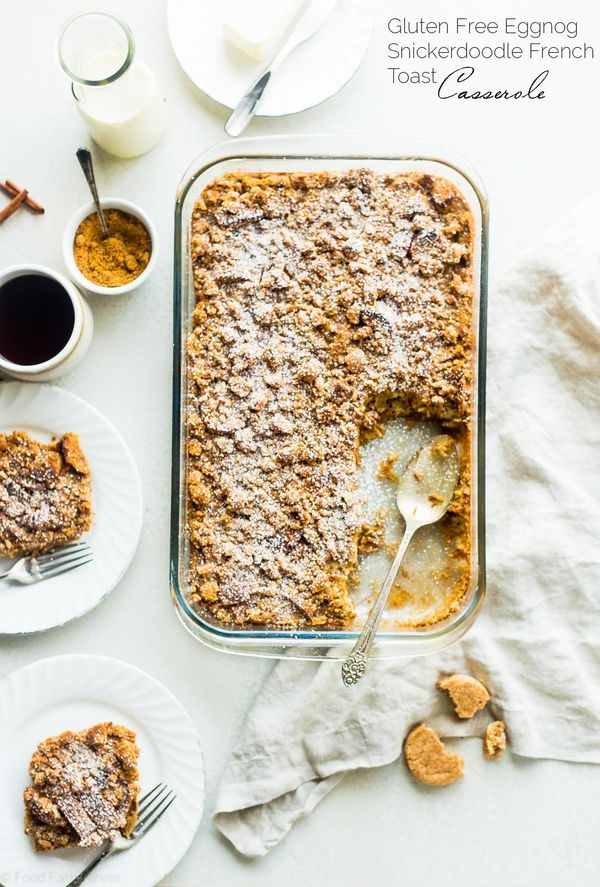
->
[1,0,599,885]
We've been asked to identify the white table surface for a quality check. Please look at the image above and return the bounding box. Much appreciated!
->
[2,0,600,885]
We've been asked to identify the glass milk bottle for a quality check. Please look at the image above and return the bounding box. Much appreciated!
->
[57,13,165,159]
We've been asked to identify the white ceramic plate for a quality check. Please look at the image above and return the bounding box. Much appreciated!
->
[167,0,374,116]
[0,655,205,887]
[0,382,143,634]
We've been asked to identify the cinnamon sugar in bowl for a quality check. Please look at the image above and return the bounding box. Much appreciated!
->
[74,209,151,287]
[63,198,158,296]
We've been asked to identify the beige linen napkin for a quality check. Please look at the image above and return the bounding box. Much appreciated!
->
[213,196,600,857]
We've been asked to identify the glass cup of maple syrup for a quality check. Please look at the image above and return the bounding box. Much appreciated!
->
[0,265,93,381]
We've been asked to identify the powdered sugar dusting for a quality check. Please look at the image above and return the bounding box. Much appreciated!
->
[23,723,140,851]
[0,431,92,556]
[186,169,473,629]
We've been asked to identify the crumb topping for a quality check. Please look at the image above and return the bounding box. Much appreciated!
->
[0,431,92,557]
[23,722,140,852]
[187,169,474,629]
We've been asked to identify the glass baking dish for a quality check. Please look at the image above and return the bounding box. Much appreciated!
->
[171,135,488,659]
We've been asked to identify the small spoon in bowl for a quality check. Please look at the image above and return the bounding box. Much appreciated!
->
[76,147,110,239]
[341,434,461,687]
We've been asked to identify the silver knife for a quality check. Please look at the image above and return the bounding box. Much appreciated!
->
[225,0,339,138]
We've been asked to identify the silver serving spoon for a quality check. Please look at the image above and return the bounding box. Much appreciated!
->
[76,147,110,239]
[341,435,461,687]
[225,0,339,138]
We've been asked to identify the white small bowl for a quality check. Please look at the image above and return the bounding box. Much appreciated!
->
[63,197,158,296]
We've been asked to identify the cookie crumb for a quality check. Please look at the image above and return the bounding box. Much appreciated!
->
[357,511,386,553]
[376,452,399,482]
[483,720,506,758]
[437,673,490,718]
[404,723,464,786]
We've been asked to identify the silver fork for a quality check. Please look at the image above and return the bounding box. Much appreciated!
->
[0,541,93,584]
[66,783,177,887]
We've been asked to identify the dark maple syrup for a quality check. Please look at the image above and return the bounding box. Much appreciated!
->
[0,274,75,366]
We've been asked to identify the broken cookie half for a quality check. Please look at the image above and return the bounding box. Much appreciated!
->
[437,673,490,719]
[404,724,464,786]
[483,720,507,759]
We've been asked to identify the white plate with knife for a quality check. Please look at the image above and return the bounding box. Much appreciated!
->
[167,0,374,120]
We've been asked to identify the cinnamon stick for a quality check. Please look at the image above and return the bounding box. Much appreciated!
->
[1,180,44,214]
[0,189,27,224]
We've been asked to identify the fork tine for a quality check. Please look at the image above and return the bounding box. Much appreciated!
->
[38,555,93,580]
[47,541,88,553]
[134,789,176,833]
[42,540,89,555]
[37,542,89,565]
[38,548,92,573]
[137,783,168,817]
[134,788,172,831]
[139,782,165,805]
[134,792,176,838]
[39,550,93,573]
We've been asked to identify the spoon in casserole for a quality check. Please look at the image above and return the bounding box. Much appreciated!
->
[341,434,461,687]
